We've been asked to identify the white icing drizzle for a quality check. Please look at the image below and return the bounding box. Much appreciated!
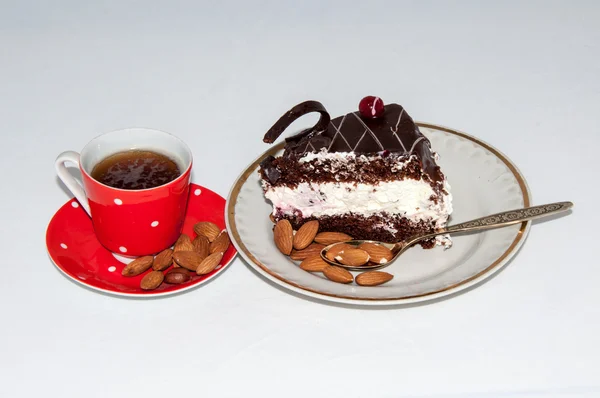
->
[332,114,347,135]
[353,130,369,152]
[394,133,407,153]
[328,115,352,151]
[310,107,423,155]
[351,112,385,151]
[392,108,405,133]
[408,136,425,154]
[372,97,382,116]
[390,108,407,152]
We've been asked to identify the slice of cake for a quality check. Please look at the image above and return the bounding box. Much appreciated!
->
[259,96,453,248]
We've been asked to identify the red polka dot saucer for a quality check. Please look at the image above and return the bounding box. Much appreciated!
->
[46,184,237,297]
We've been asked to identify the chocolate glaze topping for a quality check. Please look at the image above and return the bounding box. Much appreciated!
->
[261,100,443,184]
[263,101,330,144]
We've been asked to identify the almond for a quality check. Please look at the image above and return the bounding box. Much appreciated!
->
[299,255,329,272]
[273,219,293,255]
[193,222,220,242]
[323,265,354,284]
[269,214,276,224]
[336,248,370,266]
[314,232,353,245]
[325,243,355,262]
[173,251,204,271]
[209,230,230,254]
[358,243,394,264]
[192,235,210,258]
[356,271,394,286]
[164,268,191,284]
[140,270,164,290]
[152,249,173,271]
[293,220,319,250]
[289,243,326,261]
[122,256,154,277]
[196,252,223,275]
[174,234,194,252]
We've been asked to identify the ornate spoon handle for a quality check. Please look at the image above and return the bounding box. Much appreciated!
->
[444,201,573,234]
[323,201,573,270]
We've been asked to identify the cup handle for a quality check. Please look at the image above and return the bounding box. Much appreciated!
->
[55,151,91,216]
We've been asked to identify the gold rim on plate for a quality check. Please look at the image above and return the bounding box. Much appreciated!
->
[226,123,531,303]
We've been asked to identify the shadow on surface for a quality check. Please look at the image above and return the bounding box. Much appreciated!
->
[55,172,80,199]
[239,232,532,310]
[47,252,236,301]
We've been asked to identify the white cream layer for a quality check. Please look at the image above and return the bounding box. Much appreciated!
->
[264,179,453,228]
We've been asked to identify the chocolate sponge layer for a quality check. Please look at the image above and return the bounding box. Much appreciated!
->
[274,211,438,248]
[260,154,426,188]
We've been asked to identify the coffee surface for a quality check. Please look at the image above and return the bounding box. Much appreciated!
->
[91,150,181,190]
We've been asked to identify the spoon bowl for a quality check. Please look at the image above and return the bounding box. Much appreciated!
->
[320,201,573,271]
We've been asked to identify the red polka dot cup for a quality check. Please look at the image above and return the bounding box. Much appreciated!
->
[55,128,193,257]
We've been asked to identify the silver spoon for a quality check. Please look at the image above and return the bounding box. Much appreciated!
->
[320,201,573,271]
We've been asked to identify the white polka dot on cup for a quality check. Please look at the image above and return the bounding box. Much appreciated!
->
[151,221,159,227]
[71,201,79,208]
[114,198,123,205]
[194,189,201,196]
[108,266,116,272]
[119,246,127,253]
[60,243,68,249]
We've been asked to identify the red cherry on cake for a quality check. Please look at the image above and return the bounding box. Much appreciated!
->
[358,96,385,118]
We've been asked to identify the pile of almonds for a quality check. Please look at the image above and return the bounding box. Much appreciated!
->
[273,218,394,287]
[121,221,230,290]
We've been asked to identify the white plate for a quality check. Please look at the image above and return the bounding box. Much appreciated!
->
[226,123,531,306]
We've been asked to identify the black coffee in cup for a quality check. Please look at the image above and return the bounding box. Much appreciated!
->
[91,150,181,190]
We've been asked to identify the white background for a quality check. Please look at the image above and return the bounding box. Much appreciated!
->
[1,1,598,397]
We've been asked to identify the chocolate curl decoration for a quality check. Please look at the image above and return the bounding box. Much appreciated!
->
[262,100,331,144]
